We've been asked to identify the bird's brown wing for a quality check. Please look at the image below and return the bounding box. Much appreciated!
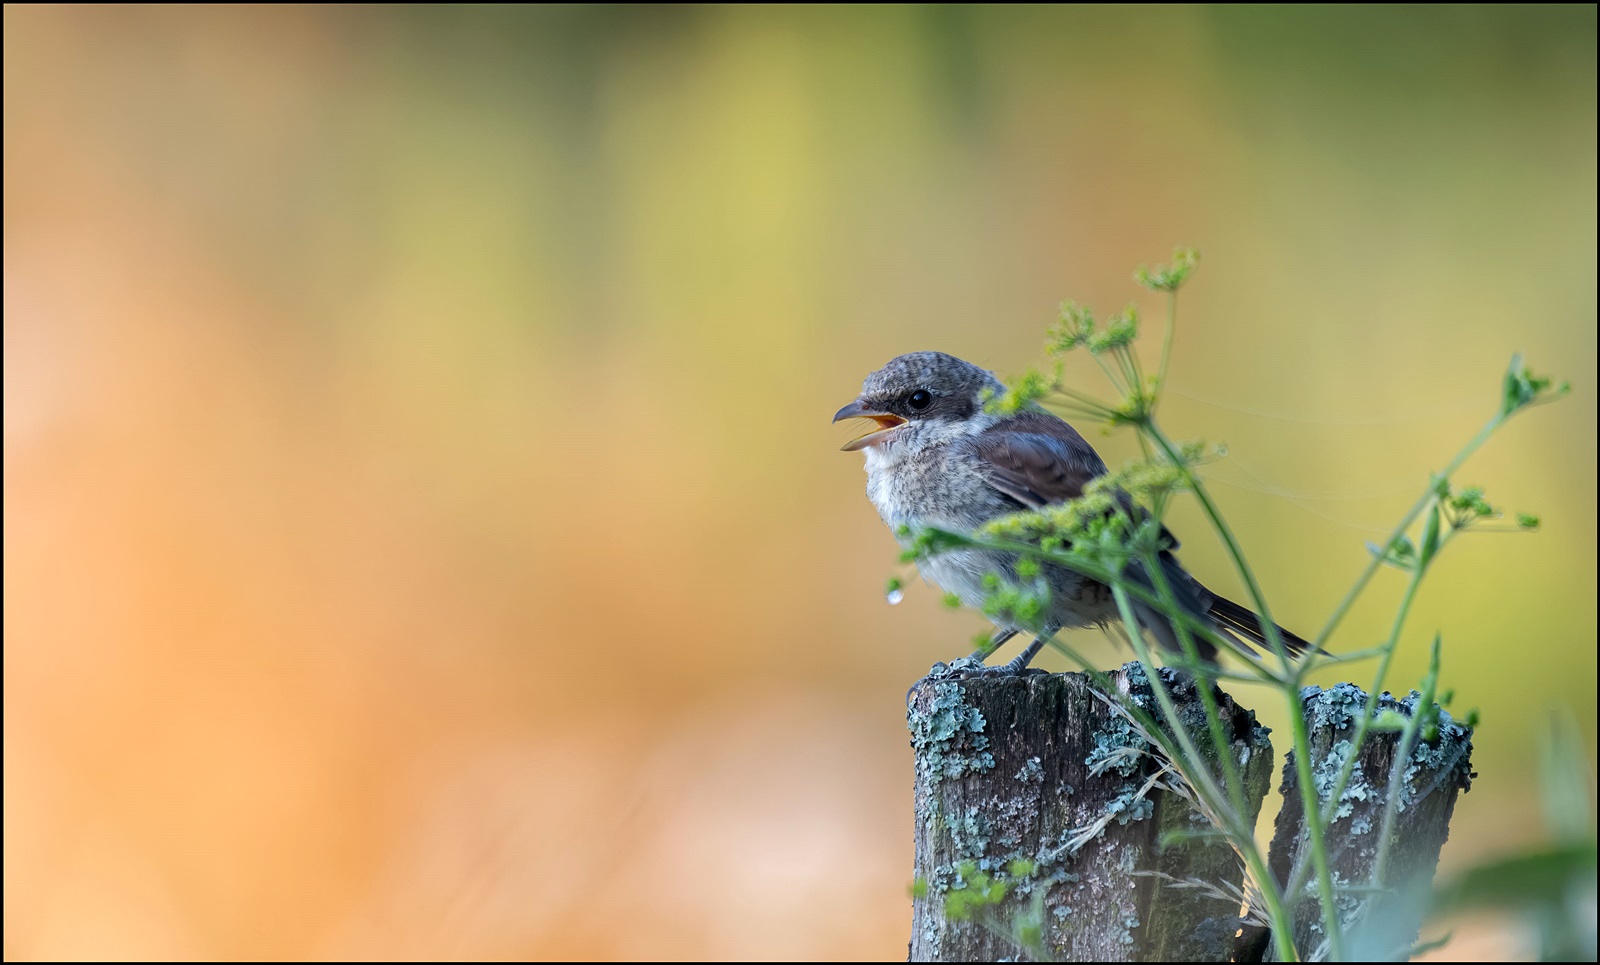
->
[964,412,1107,510]
[965,410,1184,555]
[966,411,1220,652]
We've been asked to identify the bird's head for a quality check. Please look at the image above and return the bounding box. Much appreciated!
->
[833,352,1005,460]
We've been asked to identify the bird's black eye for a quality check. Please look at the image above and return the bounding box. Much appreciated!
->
[908,389,933,411]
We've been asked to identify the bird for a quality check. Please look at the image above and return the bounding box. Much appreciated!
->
[834,351,1311,674]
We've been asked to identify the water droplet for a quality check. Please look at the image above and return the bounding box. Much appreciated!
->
[886,588,904,606]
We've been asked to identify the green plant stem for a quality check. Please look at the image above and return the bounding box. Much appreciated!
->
[1286,686,1348,960]
[1046,635,1299,962]
[1285,535,1437,901]
[1044,636,1248,865]
[1139,421,1345,956]
[1116,341,1144,396]
[1110,586,1235,821]
[1154,291,1176,417]
[1244,839,1300,963]
[1144,422,1295,671]
[1141,545,1248,817]
[1281,414,1516,905]
[1088,351,1126,396]
[1108,584,1299,962]
[1305,645,1388,668]
[1370,634,1442,888]
[1308,413,1503,652]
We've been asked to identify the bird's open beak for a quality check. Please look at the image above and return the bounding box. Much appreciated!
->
[833,400,907,451]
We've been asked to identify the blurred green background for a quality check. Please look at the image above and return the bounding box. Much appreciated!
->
[4,5,1594,960]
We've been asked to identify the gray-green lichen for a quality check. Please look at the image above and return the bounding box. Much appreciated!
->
[1393,690,1475,805]
[1085,711,1147,778]
[1301,682,1367,731]
[1311,738,1373,823]
[1303,870,1363,935]
[1118,843,1139,872]
[1330,870,1362,926]
[1297,684,1476,821]
[910,681,996,785]
[1105,784,1156,827]
[1084,662,1159,779]
[945,807,993,859]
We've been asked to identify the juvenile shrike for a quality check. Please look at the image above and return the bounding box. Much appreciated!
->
[835,351,1309,673]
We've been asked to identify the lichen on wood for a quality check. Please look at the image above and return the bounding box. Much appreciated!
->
[906,663,1274,963]
[1258,684,1475,961]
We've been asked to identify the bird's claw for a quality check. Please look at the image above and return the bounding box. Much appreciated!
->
[911,656,1046,704]
[924,655,983,678]
[961,664,1047,679]
[927,656,1045,680]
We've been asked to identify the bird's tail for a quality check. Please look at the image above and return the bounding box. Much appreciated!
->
[1207,594,1318,657]
[1125,558,1320,661]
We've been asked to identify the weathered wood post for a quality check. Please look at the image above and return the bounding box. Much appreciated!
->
[907,663,1274,962]
[906,669,1474,962]
[1255,684,1476,961]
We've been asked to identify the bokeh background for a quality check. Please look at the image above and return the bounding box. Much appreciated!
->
[4,5,1595,960]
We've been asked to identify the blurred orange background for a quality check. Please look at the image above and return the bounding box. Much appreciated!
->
[4,6,1595,960]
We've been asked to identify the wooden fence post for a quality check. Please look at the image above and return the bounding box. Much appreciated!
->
[907,663,1273,962]
[1255,684,1475,961]
[906,669,1473,962]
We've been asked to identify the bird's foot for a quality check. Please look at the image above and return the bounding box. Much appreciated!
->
[911,656,1045,705]
[924,655,987,679]
[964,663,1048,679]
[926,656,1044,680]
